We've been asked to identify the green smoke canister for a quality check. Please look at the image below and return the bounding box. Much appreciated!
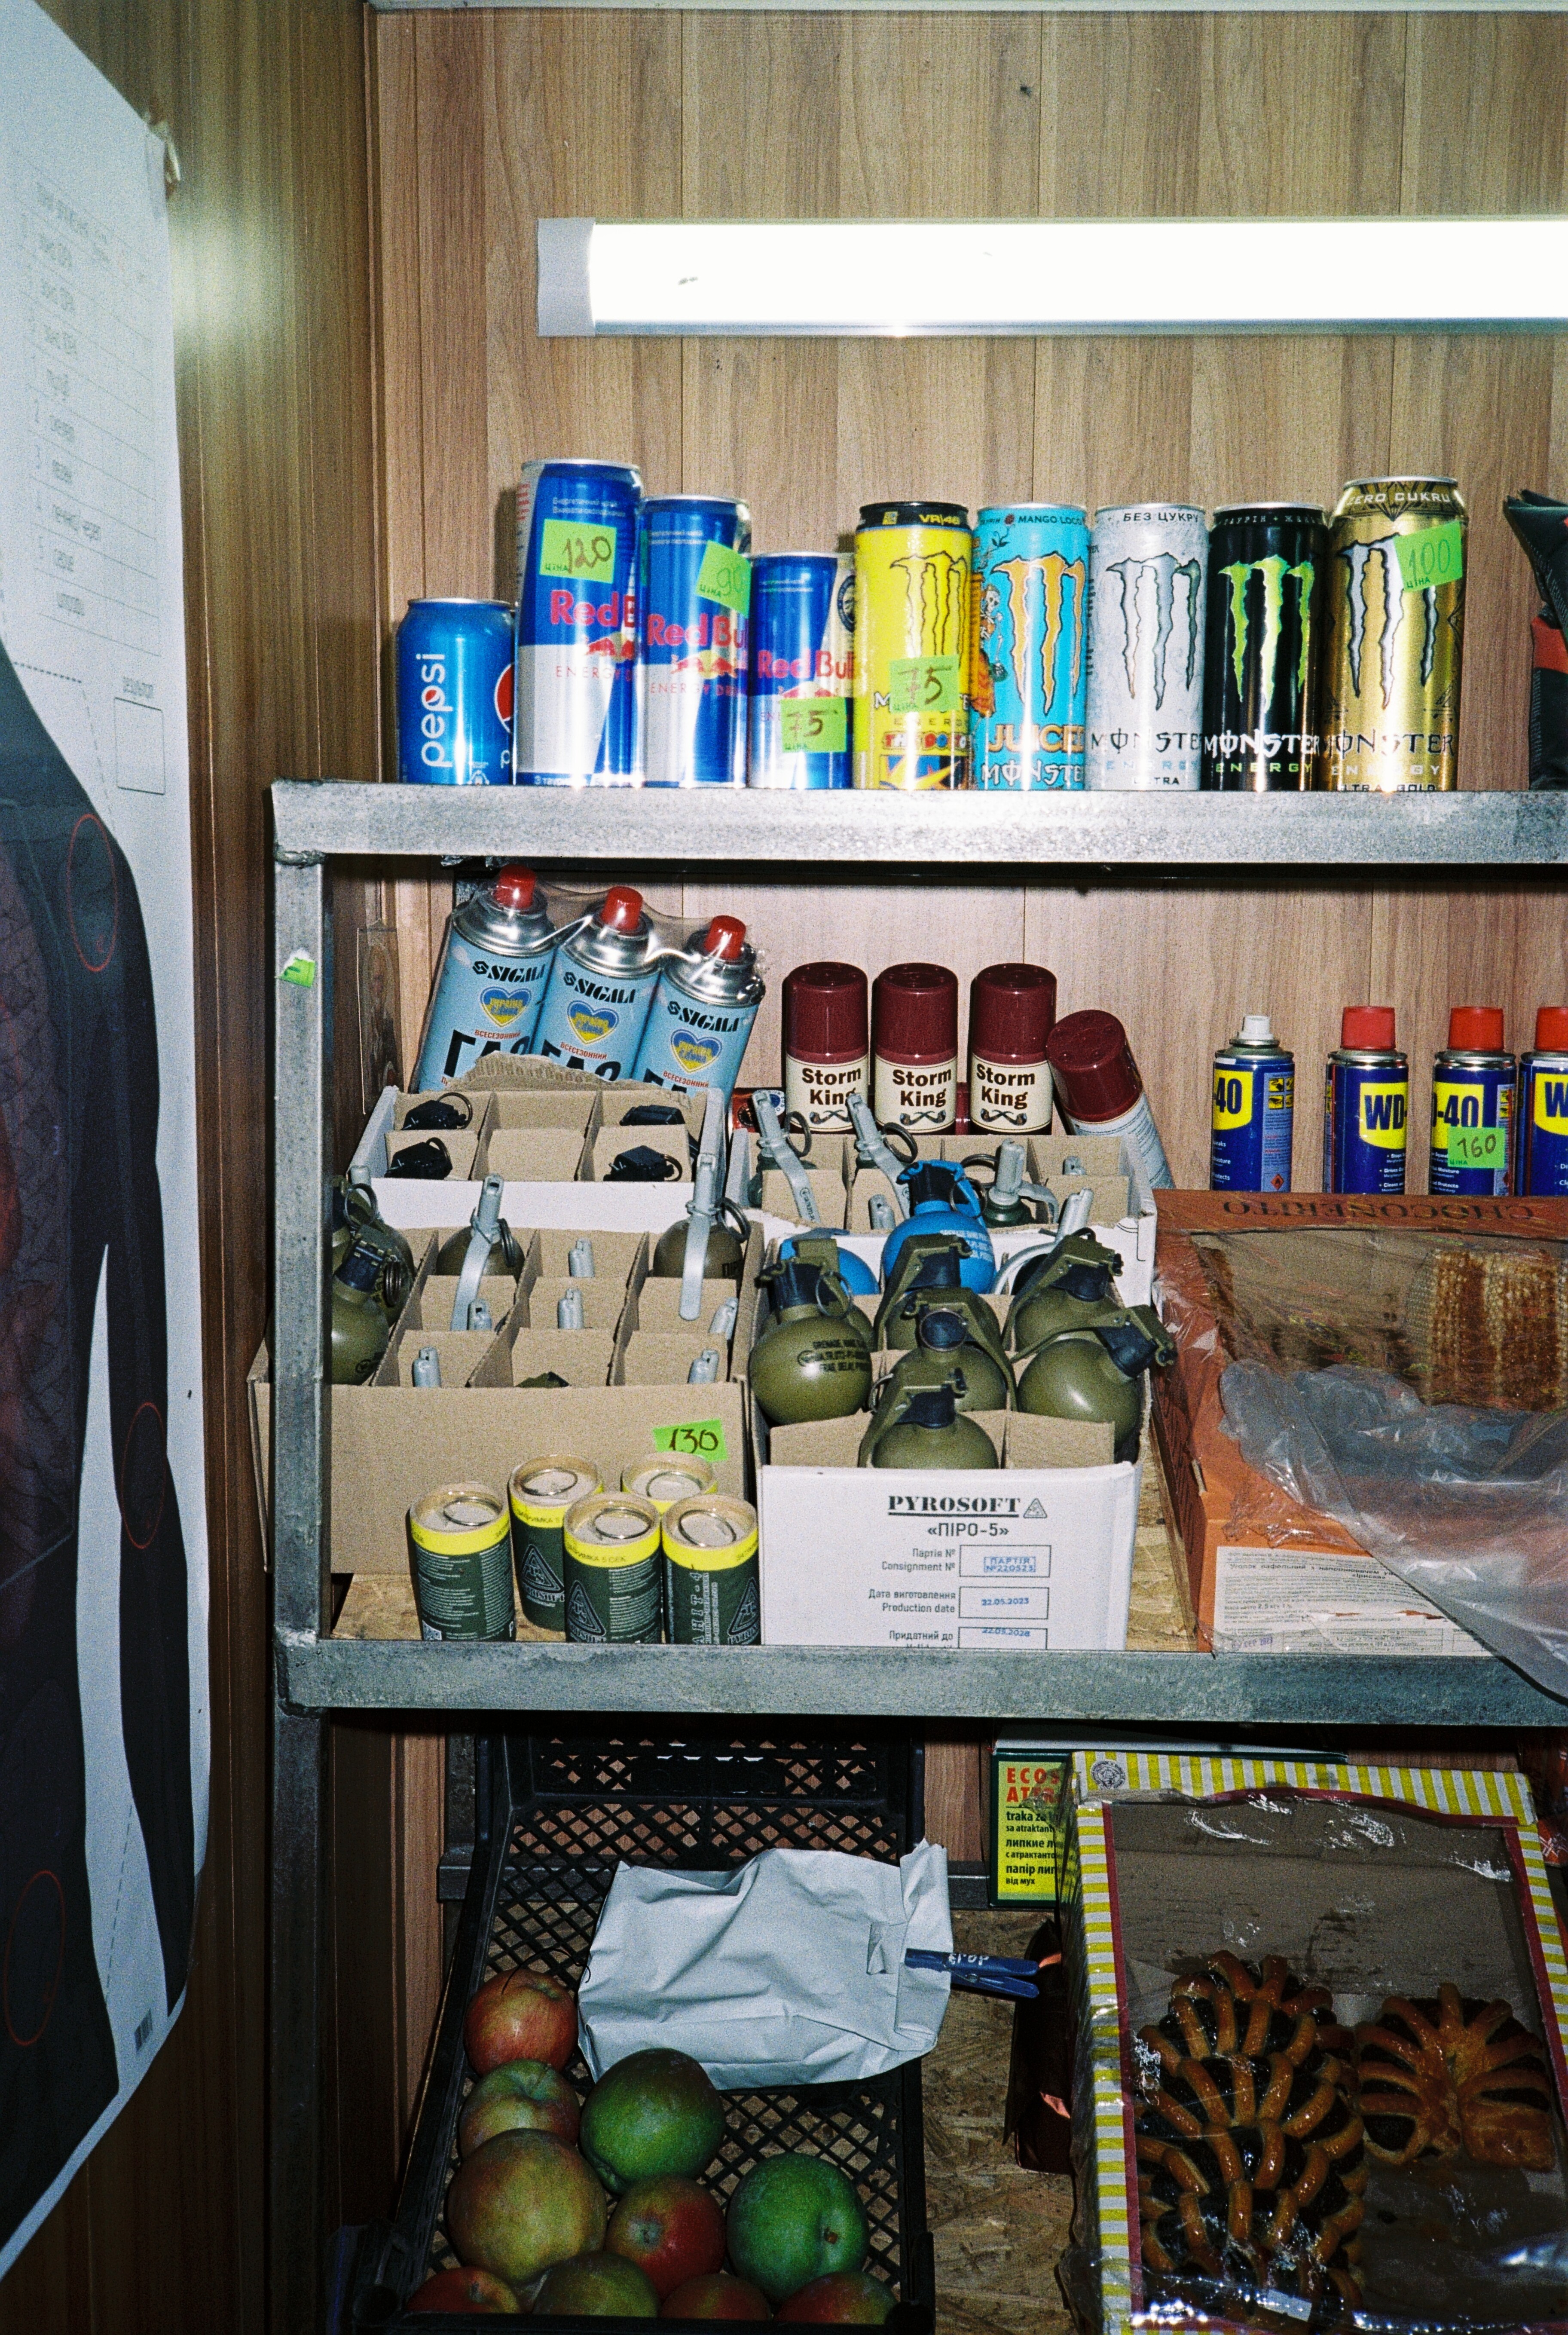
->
[407,1482,517,1642]
[508,1456,601,1630]
[562,1492,663,1642]
[663,1494,761,1644]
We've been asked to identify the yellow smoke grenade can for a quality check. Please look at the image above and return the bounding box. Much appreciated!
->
[407,1481,515,1642]
[662,1493,760,1644]
[562,1491,663,1642]
[853,501,973,789]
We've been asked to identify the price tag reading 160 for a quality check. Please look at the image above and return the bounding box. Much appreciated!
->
[889,655,961,716]
[1448,1124,1506,1170]
[539,517,617,584]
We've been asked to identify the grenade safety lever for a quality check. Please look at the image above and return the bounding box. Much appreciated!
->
[680,1084,731,1320]
[450,1173,505,1331]
[847,1093,910,1221]
[752,1089,819,1227]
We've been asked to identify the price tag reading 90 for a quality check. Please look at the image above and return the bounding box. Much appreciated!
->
[539,518,618,585]
[888,655,962,716]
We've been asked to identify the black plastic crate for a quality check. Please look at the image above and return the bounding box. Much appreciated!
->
[345,1725,936,2335]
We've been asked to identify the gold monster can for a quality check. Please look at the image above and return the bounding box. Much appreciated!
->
[1316,477,1467,792]
[853,501,973,789]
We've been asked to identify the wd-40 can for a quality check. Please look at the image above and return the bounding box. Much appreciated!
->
[640,497,751,786]
[632,914,764,1100]
[397,599,514,786]
[1317,477,1467,792]
[563,1492,663,1642]
[1210,1013,1295,1192]
[531,885,661,1080]
[747,554,853,788]
[1430,1005,1514,1196]
[663,1494,760,1646]
[1323,1005,1408,1194]
[1201,504,1325,791]
[412,863,559,1089]
[1085,506,1207,790]
[970,505,1088,790]
[1516,1006,1568,1195]
[854,501,972,790]
[509,1457,600,1631]
[407,1482,516,1642]
[513,458,641,785]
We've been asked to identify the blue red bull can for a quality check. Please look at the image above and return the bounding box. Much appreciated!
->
[746,555,853,789]
[970,505,1088,790]
[639,497,751,786]
[514,459,641,785]
[396,599,514,785]
[1323,1005,1408,1194]
[1516,1007,1568,1196]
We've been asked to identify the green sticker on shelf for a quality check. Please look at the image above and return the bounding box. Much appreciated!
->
[652,1417,728,1462]
[889,655,962,716]
[696,541,751,614]
[1395,519,1464,594]
[780,697,848,755]
[279,951,316,988]
[539,517,618,585]
[1447,1123,1506,1169]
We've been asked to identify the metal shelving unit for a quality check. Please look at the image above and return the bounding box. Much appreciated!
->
[269,778,1568,2334]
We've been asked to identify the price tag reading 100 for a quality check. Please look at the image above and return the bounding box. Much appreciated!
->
[888,655,962,716]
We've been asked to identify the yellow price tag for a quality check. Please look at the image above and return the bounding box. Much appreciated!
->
[780,698,847,755]
[539,517,618,583]
[653,1418,728,1461]
[696,542,751,613]
[889,656,961,716]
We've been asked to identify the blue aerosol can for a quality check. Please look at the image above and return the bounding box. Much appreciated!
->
[1517,1006,1568,1196]
[1323,1005,1408,1194]
[412,864,559,1089]
[1210,1013,1295,1192]
[631,915,764,1101]
[530,885,662,1080]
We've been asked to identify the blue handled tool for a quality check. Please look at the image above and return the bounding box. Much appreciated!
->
[904,1949,1042,2000]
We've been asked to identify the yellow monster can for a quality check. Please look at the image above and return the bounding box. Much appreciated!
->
[1316,477,1467,792]
[853,500,973,789]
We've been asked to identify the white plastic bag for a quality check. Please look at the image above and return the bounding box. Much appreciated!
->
[577,1841,953,2087]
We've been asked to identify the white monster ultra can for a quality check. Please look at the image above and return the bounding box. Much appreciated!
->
[1085,505,1207,790]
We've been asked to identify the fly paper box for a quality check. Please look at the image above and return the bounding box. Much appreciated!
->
[1059,1748,1568,2335]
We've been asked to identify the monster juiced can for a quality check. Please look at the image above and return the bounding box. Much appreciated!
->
[1201,505,1325,791]
[1317,477,1467,792]
[639,496,751,786]
[663,1494,761,1646]
[1085,505,1207,790]
[854,501,972,789]
[970,505,1088,789]
[513,458,642,785]
[748,553,853,788]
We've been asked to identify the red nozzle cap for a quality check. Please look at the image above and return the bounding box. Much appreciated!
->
[1537,1006,1568,1051]
[491,863,537,911]
[1045,1010,1141,1121]
[873,962,959,1065]
[970,963,1057,1062]
[702,914,746,961]
[783,962,868,1064]
[1448,1004,1505,1052]
[598,885,645,932]
[1342,1005,1397,1050]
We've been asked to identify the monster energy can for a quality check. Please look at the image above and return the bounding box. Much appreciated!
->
[1085,505,1207,790]
[1317,477,1467,792]
[508,1456,601,1630]
[853,502,972,789]
[407,1482,516,1642]
[663,1494,761,1646]
[562,1492,663,1642]
[623,1455,718,1512]
[970,505,1088,790]
[1201,505,1325,790]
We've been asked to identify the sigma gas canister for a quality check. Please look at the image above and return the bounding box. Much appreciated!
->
[623,1454,718,1512]
[1517,1007,1568,1196]
[513,458,642,785]
[1209,1013,1295,1193]
[640,496,752,786]
[407,1482,516,1642]
[1429,1005,1514,1196]
[854,501,972,789]
[396,598,515,786]
[662,1494,761,1646]
[631,915,764,1101]
[562,1492,663,1642]
[970,505,1088,790]
[412,863,560,1089]
[1323,1005,1409,1194]
[531,885,662,1080]
[508,1457,601,1632]
[748,554,853,788]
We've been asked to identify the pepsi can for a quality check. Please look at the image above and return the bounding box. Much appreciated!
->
[1516,1007,1568,1196]
[970,505,1088,790]
[747,555,852,789]
[632,916,764,1099]
[396,599,513,786]
[640,497,751,786]
[1323,1006,1408,1195]
[1210,1013,1294,1192]
[1429,1006,1514,1197]
[412,864,559,1089]
[531,886,662,1080]
[514,459,641,785]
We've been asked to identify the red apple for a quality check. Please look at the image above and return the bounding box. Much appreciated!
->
[460,2058,580,2155]
[446,2128,606,2288]
[663,2272,772,2320]
[776,2271,893,2323]
[465,1966,577,2075]
[607,2175,727,2298]
[532,2249,660,2319]
[405,2266,520,2314]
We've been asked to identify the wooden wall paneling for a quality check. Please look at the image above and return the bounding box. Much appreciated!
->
[414,19,492,599]
[924,1731,987,1867]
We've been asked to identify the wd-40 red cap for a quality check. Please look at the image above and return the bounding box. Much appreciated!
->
[873,963,959,1065]
[491,863,537,910]
[1045,1010,1141,1120]
[1448,1004,1505,1052]
[971,964,1057,1062]
[1342,1005,1397,1050]
[1536,1006,1568,1051]
[598,885,644,931]
[783,963,867,1063]
[701,915,746,960]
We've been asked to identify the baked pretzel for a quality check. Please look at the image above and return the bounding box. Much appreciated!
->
[1355,1984,1556,2171]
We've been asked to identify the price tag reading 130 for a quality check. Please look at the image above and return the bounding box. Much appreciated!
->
[780,698,847,754]
[889,655,962,716]
[539,518,618,584]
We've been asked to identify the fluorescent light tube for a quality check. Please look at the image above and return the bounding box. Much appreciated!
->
[537,216,1568,335]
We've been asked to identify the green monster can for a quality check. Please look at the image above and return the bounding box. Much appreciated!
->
[508,1456,601,1631]
[663,1494,761,1645]
[562,1492,663,1643]
[623,1454,718,1512]
[407,1482,516,1642]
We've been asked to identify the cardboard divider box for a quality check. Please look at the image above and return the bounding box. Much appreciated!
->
[629,1276,738,1336]
[596,1086,704,1137]
[619,1331,734,1386]
[587,1123,691,1184]
[532,1227,644,1283]
[385,1329,497,1389]
[404,1275,520,1336]
[385,1123,482,1181]
[480,1126,592,1183]
[481,1089,596,1135]
[759,1166,847,1224]
[499,1330,616,1388]
[525,1275,627,1337]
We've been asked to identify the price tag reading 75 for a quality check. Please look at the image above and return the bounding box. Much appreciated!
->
[780,698,847,754]
[539,518,618,584]
[889,655,961,716]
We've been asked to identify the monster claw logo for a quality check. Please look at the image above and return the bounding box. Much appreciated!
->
[1221,555,1315,700]
[979,554,1086,720]
[889,548,967,654]
[1339,531,1446,710]
[1105,554,1201,707]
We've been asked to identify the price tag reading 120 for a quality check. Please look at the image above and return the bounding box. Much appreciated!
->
[539,517,618,584]
[780,698,847,754]
[1448,1124,1506,1170]
[889,655,961,716]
